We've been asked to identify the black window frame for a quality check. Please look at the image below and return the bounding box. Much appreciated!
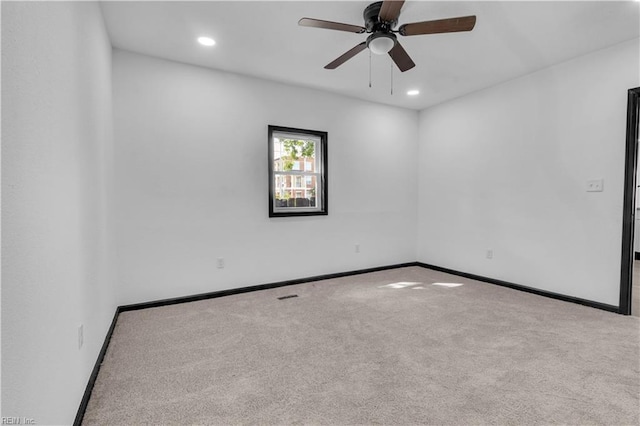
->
[268,125,328,218]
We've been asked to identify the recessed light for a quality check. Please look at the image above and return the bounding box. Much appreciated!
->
[407,89,420,96]
[197,36,216,47]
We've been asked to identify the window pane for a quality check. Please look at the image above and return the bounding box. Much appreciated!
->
[273,174,319,208]
[272,137,316,172]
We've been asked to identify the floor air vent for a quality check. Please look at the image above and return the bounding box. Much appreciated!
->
[278,295,298,300]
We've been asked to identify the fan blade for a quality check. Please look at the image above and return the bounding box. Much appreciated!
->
[388,42,415,72]
[399,15,476,36]
[299,17,365,34]
[325,42,367,69]
[379,0,405,23]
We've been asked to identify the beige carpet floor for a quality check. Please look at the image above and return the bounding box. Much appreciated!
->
[83,266,640,425]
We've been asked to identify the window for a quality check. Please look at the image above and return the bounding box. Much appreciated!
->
[268,125,327,217]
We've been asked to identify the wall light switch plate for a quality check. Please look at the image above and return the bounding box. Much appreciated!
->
[587,179,604,192]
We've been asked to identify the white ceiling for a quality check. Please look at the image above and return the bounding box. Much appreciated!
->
[101,1,640,110]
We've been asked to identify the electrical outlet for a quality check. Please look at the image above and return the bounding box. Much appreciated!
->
[355,244,360,253]
[78,324,84,350]
[486,249,493,259]
[587,179,604,192]
[216,257,225,269]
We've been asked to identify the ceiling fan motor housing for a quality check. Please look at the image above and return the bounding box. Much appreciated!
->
[364,1,397,32]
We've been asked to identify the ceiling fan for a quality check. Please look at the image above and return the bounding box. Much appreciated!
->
[299,1,476,72]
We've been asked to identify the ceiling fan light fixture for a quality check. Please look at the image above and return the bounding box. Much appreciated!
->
[367,33,396,55]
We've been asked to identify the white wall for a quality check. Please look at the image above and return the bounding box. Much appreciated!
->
[1,2,115,424]
[417,38,640,306]
[113,50,418,305]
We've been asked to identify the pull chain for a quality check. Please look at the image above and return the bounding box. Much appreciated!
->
[369,49,372,88]
[390,59,393,95]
